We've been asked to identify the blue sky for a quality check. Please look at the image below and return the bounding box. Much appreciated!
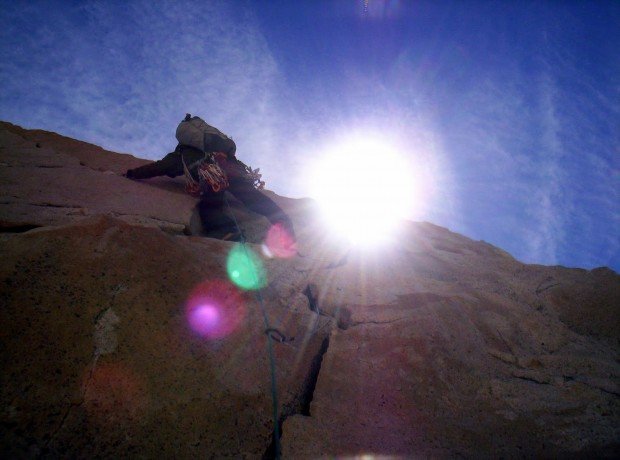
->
[1,0,618,271]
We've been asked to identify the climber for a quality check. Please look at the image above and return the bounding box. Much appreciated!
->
[125,114,295,249]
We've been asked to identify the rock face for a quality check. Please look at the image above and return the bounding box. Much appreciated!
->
[1,121,618,458]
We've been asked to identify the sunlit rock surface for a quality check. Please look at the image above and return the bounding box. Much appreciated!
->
[1,121,618,458]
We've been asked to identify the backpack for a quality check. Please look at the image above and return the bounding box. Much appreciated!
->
[175,113,264,191]
[175,114,233,153]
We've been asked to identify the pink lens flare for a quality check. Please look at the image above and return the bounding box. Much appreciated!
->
[263,223,297,259]
[185,279,246,339]
[188,304,221,336]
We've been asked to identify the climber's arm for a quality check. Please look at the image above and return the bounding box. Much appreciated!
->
[126,151,184,179]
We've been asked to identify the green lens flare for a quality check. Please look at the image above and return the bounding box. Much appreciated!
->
[226,243,266,290]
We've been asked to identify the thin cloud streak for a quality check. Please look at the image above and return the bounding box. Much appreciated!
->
[399,16,618,270]
[0,1,617,270]
[0,0,283,169]
[525,68,565,266]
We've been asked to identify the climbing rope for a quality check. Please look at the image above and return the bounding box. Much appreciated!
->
[223,194,282,459]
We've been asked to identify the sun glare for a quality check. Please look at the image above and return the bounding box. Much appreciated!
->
[309,134,418,245]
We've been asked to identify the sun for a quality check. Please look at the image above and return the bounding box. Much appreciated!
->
[308,134,417,245]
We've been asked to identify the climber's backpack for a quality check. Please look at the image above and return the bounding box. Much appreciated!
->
[175,114,233,154]
[175,113,265,191]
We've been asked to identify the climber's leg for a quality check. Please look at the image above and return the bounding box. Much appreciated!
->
[198,191,238,239]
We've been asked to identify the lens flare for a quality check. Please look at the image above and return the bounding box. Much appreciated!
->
[188,304,220,336]
[226,243,266,290]
[185,279,246,339]
[262,223,297,259]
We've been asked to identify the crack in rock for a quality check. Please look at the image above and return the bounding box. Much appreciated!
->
[41,399,83,456]
[511,370,551,385]
[109,212,187,234]
[0,223,41,233]
[302,284,319,313]
[263,334,331,460]
[302,284,351,329]
[569,376,620,397]
[29,202,83,209]
[488,349,518,365]
[263,284,334,459]
[300,335,330,416]
[536,277,561,294]
[348,317,407,328]
[321,307,352,330]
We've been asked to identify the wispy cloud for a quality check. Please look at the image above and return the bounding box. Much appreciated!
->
[427,26,619,269]
[1,1,617,269]
[523,66,566,266]
[0,0,283,168]
[533,32,619,268]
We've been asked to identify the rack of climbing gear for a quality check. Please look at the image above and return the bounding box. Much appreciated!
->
[232,158,265,190]
[182,154,229,195]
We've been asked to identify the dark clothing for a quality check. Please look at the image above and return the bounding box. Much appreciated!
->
[128,145,201,180]
[203,132,236,157]
[128,145,293,237]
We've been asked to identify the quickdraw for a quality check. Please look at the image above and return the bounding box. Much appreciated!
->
[181,152,265,196]
[181,153,229,196]
[245,165,265,190]
[197,161,229,192]
[235,158,265,190]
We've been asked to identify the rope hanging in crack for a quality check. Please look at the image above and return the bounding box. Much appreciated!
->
[223,194,282,460]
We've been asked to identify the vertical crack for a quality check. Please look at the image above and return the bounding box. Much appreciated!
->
[299,335,330,416]
[262,334,331,459]
[303,284,319,313]
[302,283,351,330]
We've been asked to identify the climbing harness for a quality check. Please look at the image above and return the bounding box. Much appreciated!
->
[181,153,229,195]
